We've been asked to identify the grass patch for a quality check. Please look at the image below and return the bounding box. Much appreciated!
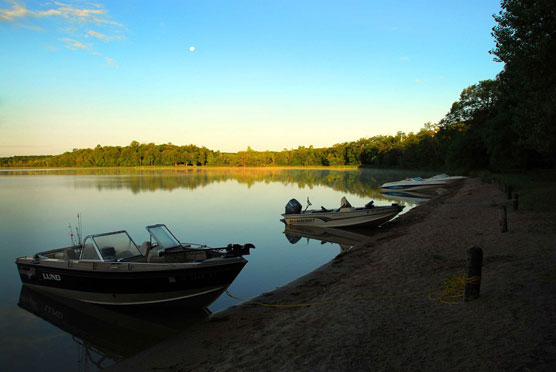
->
[494,169,556,212]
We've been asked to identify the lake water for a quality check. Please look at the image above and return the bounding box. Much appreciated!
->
[0,167,431,371]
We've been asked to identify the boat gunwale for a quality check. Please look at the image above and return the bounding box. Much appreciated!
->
[15,255,247,272]
[281,204,404,218]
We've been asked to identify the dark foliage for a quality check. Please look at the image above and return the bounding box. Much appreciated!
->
[490,0,556,167]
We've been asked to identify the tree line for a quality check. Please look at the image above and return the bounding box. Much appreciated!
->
[0,130,443,169]
[1,1,553,171]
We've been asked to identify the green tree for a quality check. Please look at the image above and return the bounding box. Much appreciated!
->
[440,80,499,127]
[436,80,499,171]
[491,0,556,166]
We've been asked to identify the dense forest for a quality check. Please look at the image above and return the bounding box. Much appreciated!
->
[1,0,554,172]
[0,132,441,169]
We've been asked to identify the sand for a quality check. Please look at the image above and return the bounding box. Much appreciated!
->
[112,178,556,371]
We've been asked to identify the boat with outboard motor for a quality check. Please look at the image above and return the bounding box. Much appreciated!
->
[281,197,404,228]
[15,224,254,309]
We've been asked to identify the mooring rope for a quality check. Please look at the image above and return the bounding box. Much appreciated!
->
[428,274,481,305]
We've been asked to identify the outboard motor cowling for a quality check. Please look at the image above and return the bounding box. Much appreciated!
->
[285,199,302,214]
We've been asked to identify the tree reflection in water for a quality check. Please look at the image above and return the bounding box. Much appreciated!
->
[1,167,433,201]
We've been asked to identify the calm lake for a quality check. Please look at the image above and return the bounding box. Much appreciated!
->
[0,167,432,371]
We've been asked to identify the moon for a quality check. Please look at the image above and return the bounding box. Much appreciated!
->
[189,46,195,52]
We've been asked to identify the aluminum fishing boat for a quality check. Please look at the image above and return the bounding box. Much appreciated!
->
[281,197,404,228]
[15,224,254,309]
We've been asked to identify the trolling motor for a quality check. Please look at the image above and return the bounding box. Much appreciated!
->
[225,243,255,257]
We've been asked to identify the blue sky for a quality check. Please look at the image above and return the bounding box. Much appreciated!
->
[0,0,503,156]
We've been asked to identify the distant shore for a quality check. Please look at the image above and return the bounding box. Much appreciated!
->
[112,178,556,371]
[0,165,359,170]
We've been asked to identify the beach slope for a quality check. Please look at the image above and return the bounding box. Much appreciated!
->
[112,178,556,371]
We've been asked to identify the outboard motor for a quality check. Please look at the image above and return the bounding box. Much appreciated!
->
[225,243,255,257]
[285,198,302,214]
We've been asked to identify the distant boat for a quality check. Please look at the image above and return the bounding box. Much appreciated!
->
[15,224,254,309]
[281,197,404,228]
[380,177,447,192]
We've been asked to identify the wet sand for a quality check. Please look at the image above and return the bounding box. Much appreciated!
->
[112,178,556,371]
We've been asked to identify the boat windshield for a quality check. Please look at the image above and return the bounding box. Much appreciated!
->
[146,224,181,249]
[80,237,101,260]
[92,231,141,261]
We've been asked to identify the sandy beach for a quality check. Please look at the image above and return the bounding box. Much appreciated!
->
[112,178,556,371]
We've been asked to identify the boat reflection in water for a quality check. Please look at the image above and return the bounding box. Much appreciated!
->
[18,286,207,369]
[284,225,378,253]
[381,190,436,205]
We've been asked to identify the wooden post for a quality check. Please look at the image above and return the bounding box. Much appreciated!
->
[513,193,519,211]
[499,206,508,232]
[464,247,483,302]
[507,185,513,200]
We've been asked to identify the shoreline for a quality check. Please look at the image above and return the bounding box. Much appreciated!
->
[112,178,556,371]
[0,165,360,171]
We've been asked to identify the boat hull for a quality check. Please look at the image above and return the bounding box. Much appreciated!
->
[16,258,246,308]
[281,206,404,228]
[381,190,435,204]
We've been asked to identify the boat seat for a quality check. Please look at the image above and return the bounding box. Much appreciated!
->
[139,241,152,256]
[66,248,80,260]
[101,247,116,262]
[147,249,164,263]
[321,206,332,212]
[340,196,352,208]
[54,250,69,260]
